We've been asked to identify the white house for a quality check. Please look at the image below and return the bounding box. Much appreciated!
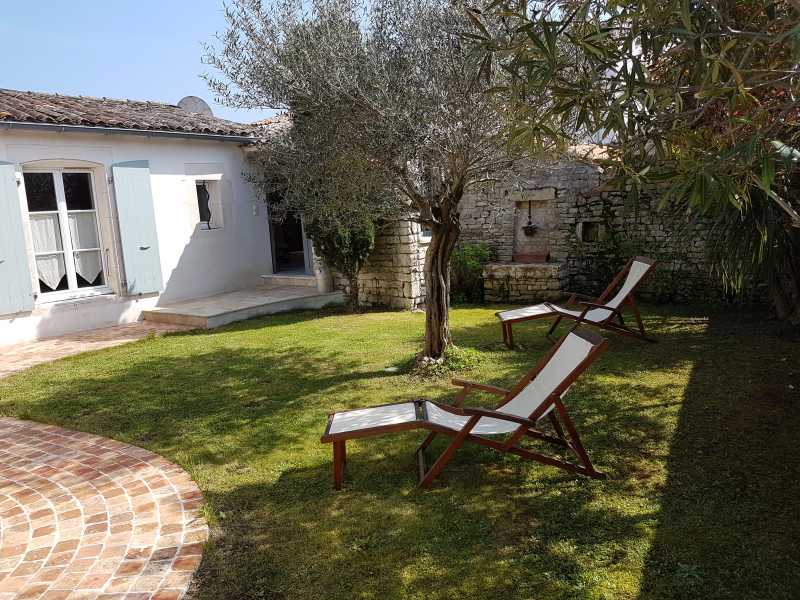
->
[0,88,331,346]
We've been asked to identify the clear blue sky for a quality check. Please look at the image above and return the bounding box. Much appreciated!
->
[0,1,276,124]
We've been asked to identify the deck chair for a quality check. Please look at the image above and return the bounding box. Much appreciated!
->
[496,256,657,348]
[321,327,609,489]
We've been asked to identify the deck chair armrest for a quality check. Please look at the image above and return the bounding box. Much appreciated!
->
[431,402,538,428]
[577,301,621,317]
[458,406,539,429]
[563,291,596,306]
[451,379,510,397]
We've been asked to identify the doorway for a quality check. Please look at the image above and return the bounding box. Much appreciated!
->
[270,213,312,274]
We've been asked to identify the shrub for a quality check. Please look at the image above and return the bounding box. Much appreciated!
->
[450,242,494,304]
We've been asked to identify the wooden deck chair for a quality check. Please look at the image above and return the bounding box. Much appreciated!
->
[321,327,609,490]
[496,256,657,348]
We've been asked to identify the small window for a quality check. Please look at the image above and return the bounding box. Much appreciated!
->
[195,180,223,230]
[420,224,433,241]
[579,221,604,242]
[196,182,212,225]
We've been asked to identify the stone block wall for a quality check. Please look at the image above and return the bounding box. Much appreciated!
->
[483,262,566,303]
[334,220,428,309]
[459,152,739,304]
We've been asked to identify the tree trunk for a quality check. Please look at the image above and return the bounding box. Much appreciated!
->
[423,217,461,359]
[347,273,361,313]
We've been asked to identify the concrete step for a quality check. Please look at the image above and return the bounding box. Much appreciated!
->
[260,274,317,288]
[142,286,344,329]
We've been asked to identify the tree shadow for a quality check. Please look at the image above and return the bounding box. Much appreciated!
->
[636,313,800,599]
[0,338,396,466]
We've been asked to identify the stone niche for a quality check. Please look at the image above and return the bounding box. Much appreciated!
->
[512,187,558,262]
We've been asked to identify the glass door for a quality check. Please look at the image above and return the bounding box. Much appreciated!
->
[23,169,108,300]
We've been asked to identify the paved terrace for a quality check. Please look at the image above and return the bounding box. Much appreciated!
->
[0,419,207,600]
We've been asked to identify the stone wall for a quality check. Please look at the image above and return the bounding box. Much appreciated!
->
[334,220,428,309]
[483,262,566,303]
[460,152,736,304]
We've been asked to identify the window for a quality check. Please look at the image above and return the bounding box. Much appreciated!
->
[23,170,107,297]
[578,221,604,242]
[194,180,223,230]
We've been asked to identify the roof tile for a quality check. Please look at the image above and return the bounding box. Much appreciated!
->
[0,88,255,138]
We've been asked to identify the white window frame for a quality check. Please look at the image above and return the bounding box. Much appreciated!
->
[193,178,224,231]
[21,167,112,302]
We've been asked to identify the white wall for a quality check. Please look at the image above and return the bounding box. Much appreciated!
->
[0,128,272,345]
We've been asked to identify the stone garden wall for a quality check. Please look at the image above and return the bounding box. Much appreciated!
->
[334,220,428,310]
[461,150,734,304]
[331,147,748,310]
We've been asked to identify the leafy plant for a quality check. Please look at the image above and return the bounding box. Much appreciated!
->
[473,0,800,321]
[304,218,376,311]
[450,242,494,304]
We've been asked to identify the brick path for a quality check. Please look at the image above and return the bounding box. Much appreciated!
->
[0,418,208,600]
[0,323,192,379]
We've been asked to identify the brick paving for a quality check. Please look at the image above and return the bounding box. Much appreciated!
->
[0,323,192,379]
[0,418,208,600]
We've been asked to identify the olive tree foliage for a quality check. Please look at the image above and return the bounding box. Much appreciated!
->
[474,0,800,320]
[205,0,526,358]
[248,117,398,311]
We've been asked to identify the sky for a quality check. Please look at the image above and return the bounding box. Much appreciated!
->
[0,1,276,124]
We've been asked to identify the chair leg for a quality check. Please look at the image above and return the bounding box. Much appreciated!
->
[506,323,515,349]
[546,316,562,340]
[419,417,478,488]
[333,441,346,490]
[553,401,603,477]
[548,413,567,443]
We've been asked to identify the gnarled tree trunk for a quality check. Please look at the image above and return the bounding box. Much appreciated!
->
[347,273,361,313]
[423,212,461,359]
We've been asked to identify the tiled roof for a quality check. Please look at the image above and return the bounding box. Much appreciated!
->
[0,88,256,138]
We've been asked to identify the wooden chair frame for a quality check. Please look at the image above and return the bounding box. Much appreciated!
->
[498,256,657,348]
[321,328,609,489]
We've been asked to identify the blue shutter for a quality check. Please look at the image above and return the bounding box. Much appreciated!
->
[112,161,164,295]
[0,162,35,315]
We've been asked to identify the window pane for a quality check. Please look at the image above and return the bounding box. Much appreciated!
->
[29,214,63,253]
[196,182,212,223]
[63,172,94,210]
[36,253,67,292]
[74,250,104,288]
[23,173,58,212]
[68,213,100,249]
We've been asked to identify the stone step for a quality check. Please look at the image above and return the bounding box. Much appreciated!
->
[261,274,318,288]
[142,286,344,329]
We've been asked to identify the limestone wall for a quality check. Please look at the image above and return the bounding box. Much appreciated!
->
[483,262,566,303]
[334,220,428,309]
[460,155,737,304]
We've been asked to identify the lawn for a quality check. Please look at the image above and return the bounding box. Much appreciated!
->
[1,306,798,599]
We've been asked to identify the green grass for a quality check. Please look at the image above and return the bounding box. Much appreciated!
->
[1,305,799,600]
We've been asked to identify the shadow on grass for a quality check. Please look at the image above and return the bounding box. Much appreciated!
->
[636,314,800,600]
[3,305,798,599]
[1,339,394,465]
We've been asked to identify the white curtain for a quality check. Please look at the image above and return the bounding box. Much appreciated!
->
[74,251,102,284]
[68,213,99,249]
[29,214,62,253]
[36,254,66,290]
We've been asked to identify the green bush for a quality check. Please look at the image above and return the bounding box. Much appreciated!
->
[450,242,494,304]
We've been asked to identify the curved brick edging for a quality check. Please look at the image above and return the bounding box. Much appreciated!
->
[0,418,208,600]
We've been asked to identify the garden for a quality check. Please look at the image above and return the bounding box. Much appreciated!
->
[1,306,798,599]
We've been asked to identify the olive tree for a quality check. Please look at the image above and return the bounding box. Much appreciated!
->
[206,0,524,358]
[252,116,395,311]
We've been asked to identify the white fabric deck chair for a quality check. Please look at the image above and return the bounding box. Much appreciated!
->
[496,256,657,348]
[321,328,609,489]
